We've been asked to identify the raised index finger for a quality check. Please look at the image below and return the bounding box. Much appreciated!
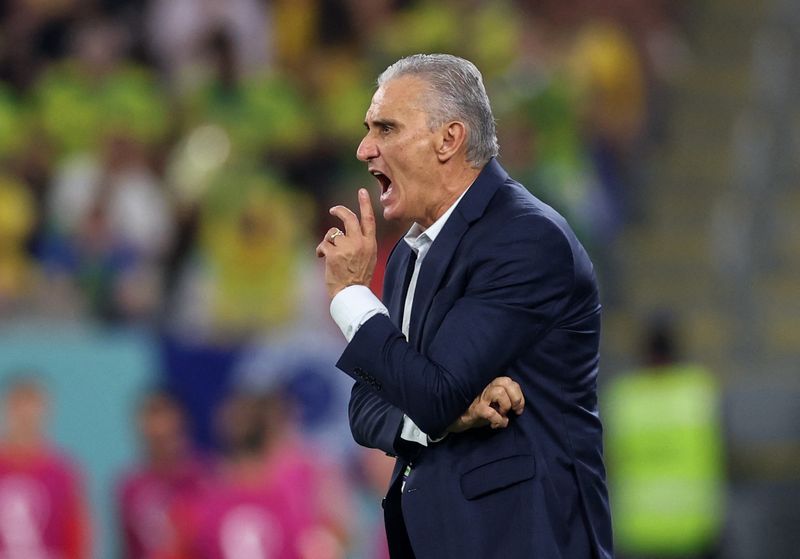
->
[358,188,376,239]
[329,205,360,237]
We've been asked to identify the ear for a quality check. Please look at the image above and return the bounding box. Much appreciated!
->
[435,121,467,163]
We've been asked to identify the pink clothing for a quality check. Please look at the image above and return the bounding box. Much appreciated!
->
[118,460,208,559]
[263,440,352,559]
[265,441,330,531]
[169,441,350,559]
[166,439,351,559]
[0,448,89,559]
[175,477,306,559]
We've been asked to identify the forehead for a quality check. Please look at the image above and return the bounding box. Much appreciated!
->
[6,383,45,399]
[366,75,432,121]
[142,395,180,415]
[5,387,47,409]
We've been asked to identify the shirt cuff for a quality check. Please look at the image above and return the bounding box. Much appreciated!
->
[330,285,389,342]
[400,415,428,447]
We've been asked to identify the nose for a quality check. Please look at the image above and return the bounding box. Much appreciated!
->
[356,134,378,162]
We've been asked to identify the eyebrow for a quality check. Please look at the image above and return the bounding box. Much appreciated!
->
[364,118,399,130]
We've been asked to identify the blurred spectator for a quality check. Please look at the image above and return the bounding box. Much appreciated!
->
[569,19,646,232]
[496,67,595,240]
[0,175,37,312]
[255,388,353,558]
[27,17,174,322]
[272,0,393,72]
[40,127,172,322]
[570,20,647,156]
[144,0,272,94]
[0,375,91,558]
[603,316,726,559]
[117,389,208,559]
[161,391,295,559]
[190,167,309,336]
[598,0,691,145]
[562,17,648,302]
[234,326,356,460]
[162,390,348,559]
[31,15,149,157]
[0,0,85,93]
[176,27,310,162]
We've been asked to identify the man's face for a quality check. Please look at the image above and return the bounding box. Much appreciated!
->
[357,75,443,226]
[4,385,48,441]
[139,395,185,449]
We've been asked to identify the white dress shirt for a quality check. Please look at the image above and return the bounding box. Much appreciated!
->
[330,188,469,445]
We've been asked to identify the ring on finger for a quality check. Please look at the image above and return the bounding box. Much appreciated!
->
[329,229,345,242]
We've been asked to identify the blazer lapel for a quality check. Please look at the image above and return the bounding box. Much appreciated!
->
[407,158,509,347]
[384,241,414,330]
[408,212,467,348]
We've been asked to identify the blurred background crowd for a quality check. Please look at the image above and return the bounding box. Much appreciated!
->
[0,0,798,558]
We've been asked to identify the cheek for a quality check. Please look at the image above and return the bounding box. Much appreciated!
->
[391,136,433,198]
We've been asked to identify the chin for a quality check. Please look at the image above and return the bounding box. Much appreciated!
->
[382,205,402,222]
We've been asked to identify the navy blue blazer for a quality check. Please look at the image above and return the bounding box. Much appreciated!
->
[337,159,613,558]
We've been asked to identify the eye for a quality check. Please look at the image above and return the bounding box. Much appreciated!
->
[380,124,392,134]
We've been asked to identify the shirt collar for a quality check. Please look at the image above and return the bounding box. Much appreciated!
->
[403,187,470,252]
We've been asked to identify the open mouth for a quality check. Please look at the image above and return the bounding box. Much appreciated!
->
[371,170,393,196]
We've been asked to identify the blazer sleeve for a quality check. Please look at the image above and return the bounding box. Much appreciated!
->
[348,380,422,460]
[337,214,576,437]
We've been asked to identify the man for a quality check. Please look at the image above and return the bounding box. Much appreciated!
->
[162,390,343,559]
[604,316,724,559]
[0,376,91,559]
[117,389,208,559]
[316,54,612,558]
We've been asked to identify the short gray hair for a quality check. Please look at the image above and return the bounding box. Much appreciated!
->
[377,53,499,168]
